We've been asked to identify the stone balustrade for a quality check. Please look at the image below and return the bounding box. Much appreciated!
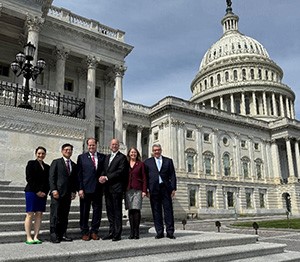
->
[48,6,125,42]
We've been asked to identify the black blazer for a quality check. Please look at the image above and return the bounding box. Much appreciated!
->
[77,152,105,193]
[102,151,128,194]
[49,157,78,197]
[144,156,177,195]
[24,159,50,194]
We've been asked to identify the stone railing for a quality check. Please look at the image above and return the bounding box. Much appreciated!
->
[48,6,125,42]
[123,100,151,114]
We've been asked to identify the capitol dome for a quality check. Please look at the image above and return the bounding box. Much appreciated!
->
[190,3,295,121]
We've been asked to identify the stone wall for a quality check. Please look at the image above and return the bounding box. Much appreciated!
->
[0,104,89,185]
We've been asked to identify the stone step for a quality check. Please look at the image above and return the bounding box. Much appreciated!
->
[0,185,24,191]
[0,225,150,244]
[0,204,80,213]
[0,180,11,186]
[232,251,300,262]
[107,242,288,262]
[0,232,290,262]
[0,191,26,198]
[0,216,127,232]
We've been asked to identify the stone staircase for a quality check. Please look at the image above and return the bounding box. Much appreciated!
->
[1,180,300,261]
[0,180,134,243]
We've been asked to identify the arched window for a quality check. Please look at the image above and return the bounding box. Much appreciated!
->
[222,153,231,176]
[225,71,229,82]
[203,151,214,176]
[258,69,262,80]
[217,74,221,85]
[210,76,213,87]
[255,158,263,179]
[233,70,238,81]
[242,69,246,80]
[204,79,207,89]
[241,156,250,178]
[250,69,254,80]
[186,148,196,173]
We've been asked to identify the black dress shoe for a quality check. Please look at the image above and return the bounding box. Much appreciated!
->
[50,237,61,243]
[155,234,164,239]
[50,233,60,243]
[112,237,121,241]
[60,235,73,242]
[166,234,176,239]
[102,234,113,240]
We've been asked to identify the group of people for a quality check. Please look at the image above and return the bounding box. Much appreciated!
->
[24,138,177,244]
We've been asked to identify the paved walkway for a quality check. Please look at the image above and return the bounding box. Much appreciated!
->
[178,217,300,252]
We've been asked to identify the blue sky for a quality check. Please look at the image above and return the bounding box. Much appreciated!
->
[53,0,300,118]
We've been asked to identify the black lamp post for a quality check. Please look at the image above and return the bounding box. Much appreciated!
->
[10,42,46,109]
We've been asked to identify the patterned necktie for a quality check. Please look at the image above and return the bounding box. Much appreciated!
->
[66,159,71,174]
[91,154,96,168]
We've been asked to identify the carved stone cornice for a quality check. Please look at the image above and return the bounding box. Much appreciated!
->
[0,105,87,140]
[26,15,45,33]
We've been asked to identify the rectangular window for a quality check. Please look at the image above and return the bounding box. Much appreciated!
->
[204,156,211,175]
[246,192,252,208]
[259,193,265,208]
[154,132,158,141]
[241,140,246,148]
[254,143,259,150]
[207,190,214,207]
[204,133,210,142]
[64,78,74,92]
[227,192,234,207]
[189,188,196,207]
[95,85,102,98]
[0,63,10,77]
[186,130,193,139]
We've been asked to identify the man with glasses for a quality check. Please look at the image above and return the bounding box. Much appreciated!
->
[49,143,78,243]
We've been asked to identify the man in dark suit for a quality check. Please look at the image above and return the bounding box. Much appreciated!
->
[49,143,78,243]
[99,138,128,241]
[144,143,177,239]
[77,138,105,241]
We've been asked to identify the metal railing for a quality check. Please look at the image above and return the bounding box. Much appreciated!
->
[0,81,85,119]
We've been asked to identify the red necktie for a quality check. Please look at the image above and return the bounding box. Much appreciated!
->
[91,155,96,168]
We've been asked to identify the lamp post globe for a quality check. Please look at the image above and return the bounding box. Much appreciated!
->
[10,42,45,109]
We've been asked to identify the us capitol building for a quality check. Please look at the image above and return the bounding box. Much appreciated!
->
[0,0,299,218]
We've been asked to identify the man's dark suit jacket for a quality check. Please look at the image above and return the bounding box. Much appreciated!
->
[102,152,128,193]
[144,156,177,195]
[77,152,105,193]
[24,160,50,194]
[49,157,78,197]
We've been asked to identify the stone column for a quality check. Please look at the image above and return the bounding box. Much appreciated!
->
[85,56,98,138]
[264,141,271,181]
[212,128,219,177]
[122,123,128,147]
[196,125,203,174]
[291,101,295,119]
[262,91,267,115]
[114,65,126,143]
[54,47,69,95]
[271,140,281,183]
[252,92,257,116]
[230,94,235,113]
[285,137,295,179]
[241,92,245,115]
[210,98,214,108]
[137,126,143,155]
[286,98,291,118]
[279,95,285,117]
[295,139,300,178]
[25,15,44,89]
[220,96,224,110]
[177,122,185,171]
[272,92,278,116]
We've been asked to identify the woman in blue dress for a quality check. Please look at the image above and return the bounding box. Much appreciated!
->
[24,146,50,244]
